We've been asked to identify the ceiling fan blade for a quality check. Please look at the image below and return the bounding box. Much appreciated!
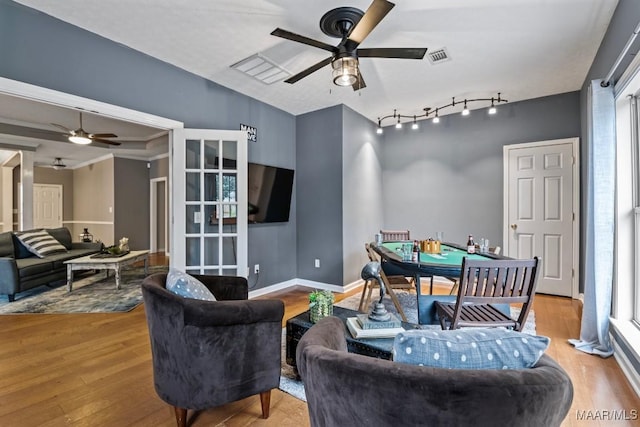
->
[352,72,366,91]
[92,138,121,146]
[346,0,395,46]
[91,133,118,139]
[271,28,337,53]
[284,56,333,84]
[50,123,72,133]
[357,47,427,59]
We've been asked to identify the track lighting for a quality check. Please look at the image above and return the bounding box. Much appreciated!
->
[488,98,497,115]
[461,100,470,116]
[376,93,507,130]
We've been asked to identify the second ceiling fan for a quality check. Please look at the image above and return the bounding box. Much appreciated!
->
[51,112,121,146]
[271,0,427,90]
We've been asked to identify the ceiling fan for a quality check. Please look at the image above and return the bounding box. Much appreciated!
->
[51,112,121,146]
[52,158,67,170]
[271,0,427,90]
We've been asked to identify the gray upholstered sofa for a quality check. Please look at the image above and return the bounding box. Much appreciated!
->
[297,316,574,427]
[0,227,102,302]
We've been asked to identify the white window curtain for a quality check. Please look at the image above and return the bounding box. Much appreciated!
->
[568,80,615,357]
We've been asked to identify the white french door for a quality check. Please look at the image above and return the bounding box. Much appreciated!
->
[171,129,248,277]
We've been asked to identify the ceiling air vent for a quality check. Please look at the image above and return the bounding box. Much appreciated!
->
[428,48,451,64]
[230,53,291,84]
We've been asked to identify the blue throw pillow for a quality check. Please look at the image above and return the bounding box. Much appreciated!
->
[393,328,550,370]
[166,269,216,301]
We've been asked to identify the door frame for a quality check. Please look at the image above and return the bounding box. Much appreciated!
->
[149,177,168,255]
[0,76,184,255]
[502,137,580,299]
[33,183,63,228]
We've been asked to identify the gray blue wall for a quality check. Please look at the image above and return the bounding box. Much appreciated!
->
[0,0,297,289]
[381,91,581,248]
[342,105,384,284]
[296,105,343,284]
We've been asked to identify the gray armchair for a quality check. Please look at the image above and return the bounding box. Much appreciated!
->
[141,273,284,427]
[297,316,574,427]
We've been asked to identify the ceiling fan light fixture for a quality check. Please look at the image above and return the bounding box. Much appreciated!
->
[69,134,92,145]
[332,57,359,87]
[52,158,66,170]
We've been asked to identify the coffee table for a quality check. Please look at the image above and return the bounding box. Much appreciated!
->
[64,250,149,291]
[285,305,420,367]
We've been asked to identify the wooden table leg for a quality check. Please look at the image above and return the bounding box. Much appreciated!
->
[144,255,148,275]
[114,266,121,289]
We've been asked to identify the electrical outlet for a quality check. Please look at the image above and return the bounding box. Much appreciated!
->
[315,259,320,268]
[254,264,260,274]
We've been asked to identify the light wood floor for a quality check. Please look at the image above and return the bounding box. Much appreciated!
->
[0,255,638,426]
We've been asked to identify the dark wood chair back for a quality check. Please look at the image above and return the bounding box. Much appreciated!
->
[436,257,540,331]
[379,229,410,241]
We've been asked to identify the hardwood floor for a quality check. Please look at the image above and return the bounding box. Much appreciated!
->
[0,258,638,426]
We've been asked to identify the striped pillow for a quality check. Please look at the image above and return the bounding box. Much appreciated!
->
[14,230,67,258]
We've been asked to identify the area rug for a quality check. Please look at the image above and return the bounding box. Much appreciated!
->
[278,290,537,402]
[0,265,168,314]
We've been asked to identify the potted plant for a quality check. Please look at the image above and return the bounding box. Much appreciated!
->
[309,289,335,323]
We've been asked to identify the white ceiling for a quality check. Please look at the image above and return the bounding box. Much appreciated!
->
[1,0,619,166]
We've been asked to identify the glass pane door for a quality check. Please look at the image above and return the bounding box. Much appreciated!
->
[172,129,247,276]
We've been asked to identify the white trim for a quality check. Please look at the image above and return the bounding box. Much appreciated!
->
[61,220,114,225]
[0,77,183,130]
[149,152,169,161]
[503,137,580,299]
[248,278,362,299]
[248,279,299,299]
[72,154,114,170]
[610,319,640,398]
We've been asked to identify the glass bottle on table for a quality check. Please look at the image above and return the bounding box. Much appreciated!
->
[412,240,420,262]
[467,235,476,254]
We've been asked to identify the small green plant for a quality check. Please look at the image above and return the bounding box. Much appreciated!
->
[309,289,334,323]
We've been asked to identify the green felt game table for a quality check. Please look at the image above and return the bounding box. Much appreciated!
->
[371,241,506,325]
[373,241,501,279]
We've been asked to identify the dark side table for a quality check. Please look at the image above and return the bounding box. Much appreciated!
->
[285,305,420,367]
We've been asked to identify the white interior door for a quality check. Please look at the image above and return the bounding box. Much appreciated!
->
[171,129,248,277]
[503,138,579,297]
[33,184,62,229]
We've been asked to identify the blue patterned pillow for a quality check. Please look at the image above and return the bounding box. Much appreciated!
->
[166,269,216,301]
[393,328,549,370]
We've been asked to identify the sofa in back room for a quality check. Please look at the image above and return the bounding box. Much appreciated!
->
[0,227,103,302]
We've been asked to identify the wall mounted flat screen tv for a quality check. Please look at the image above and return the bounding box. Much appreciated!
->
[248,162,294,224]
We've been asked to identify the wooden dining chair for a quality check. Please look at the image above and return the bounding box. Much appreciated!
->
[435,257,540,331]
[446,246,502,295]
[359,244,412,321]
[379,229,410,241]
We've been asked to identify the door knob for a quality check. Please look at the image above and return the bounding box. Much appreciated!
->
[510,224,518,230]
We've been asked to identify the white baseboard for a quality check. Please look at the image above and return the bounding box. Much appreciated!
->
[249,279,298,298]
[248,277,363,299]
